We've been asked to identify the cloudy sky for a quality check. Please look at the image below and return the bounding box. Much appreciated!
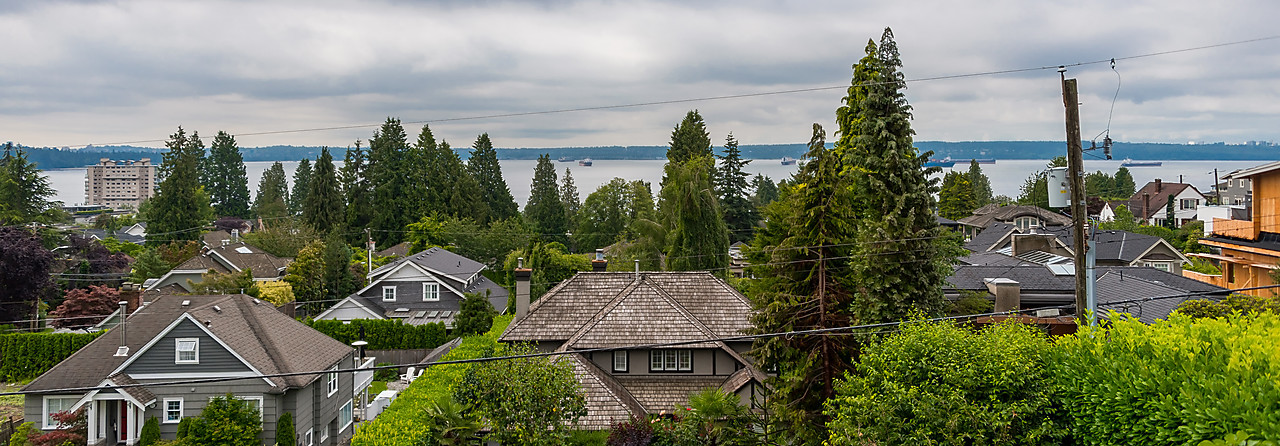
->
[3,0,1279,150]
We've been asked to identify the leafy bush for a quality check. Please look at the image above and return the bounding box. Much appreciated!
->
[454,343,587,445]
[175,417,192,439]
[276,412,295,446]
[351,316,512,446]
[1052,312,1280,444]
[372,362,399,382]
[826,321,1065,446]
[1175,294,1280,319]
[1184,257,1222,275]
[139,416,161,446]
[0,332,103,381]
[8,421,34,446]
[454,291,496,336]
[31,408,86,446]
[606,417,653,446]
[185,394,262,446]
[305,318,450,350]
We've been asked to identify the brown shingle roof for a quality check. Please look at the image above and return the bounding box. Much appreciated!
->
[613,376,728,413]
[567,283,716,349]
[566,354,644,430]
[956,205,1072,228]
[176,241,291,280]
[1126,181,1202,219]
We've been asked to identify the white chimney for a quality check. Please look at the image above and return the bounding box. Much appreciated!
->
[514,257,531,320]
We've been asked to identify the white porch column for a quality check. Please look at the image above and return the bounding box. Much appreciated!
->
[125,404,139,445]
[85,402,96,445]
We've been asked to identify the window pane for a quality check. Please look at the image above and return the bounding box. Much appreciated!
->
[613,351,627,372]
[650,351,662,370]
[677,350,691,371]
[665,350,677,369]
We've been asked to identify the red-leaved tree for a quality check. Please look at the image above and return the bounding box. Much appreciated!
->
[50,285,120,329]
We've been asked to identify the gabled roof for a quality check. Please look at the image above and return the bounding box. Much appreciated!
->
[367,247,486,285]
[25,294,351,393]
[1127,181,1204,219]
[964,222,1017,253]
[174,240,291,280]
[1226,160,1280,179]
[566,354,644,430]
[1038,227,1188,264]
[374,241,412,259]
[1095,268,1228,323]
[956,205,1072,228]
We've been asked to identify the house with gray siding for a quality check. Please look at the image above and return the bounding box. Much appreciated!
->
[500,269,767,430]
[24,294,355,446]
[315,247,507,327]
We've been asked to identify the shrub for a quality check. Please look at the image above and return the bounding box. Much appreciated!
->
[30,409,86,446]
[372,363,399,382]
[1175,294,1280,319]
[8,421,34,446]
[606,416,652,446]
[305,318,450,350]
[139,416,161,446]
[826,321,1065,446]
[1184,257,1222,275]
[0,332,103,381]
[175,417,192,439]
[454,342,586,445]
[276,412,295,446]
[1051,312,1280,444]
[185,394,262,446]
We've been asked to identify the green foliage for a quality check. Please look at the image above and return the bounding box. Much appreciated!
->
[1114,167,1137,197]
[715,133,759,244]
[8,421,34,446]
[406,215,533,268]
[189,269,260,297]
[341,141,373,244]
[949,290,994,315]
[455,343,587,445]
[665,110,713,164]
[1175,294,1279,319]
[422,395,482,445]
[176,417,192,439]
[1100,205,1140,230]
[351,316,512,446]
[561,168,581,235]
[568,430,610,446]
[1051,313,1280,444]
[149,127,210,245]
[749,173,779,209]
[468,133,518,225]
[1015,157,1068,208]
[204,131,252,219]
[304,318,450,350]
[304,148,345,234]
[253,161,290,218]
[100,236,144,258]
[966,160,993,206]
[185,394,262,446]
[139,416,161,446]
[413,127,487,225]
[0,331,102,381]
[662,156,729,272]
[671,388,758,445]
[938,170,977,220]
[1185,257,1222,275]
[285,239,327,313]
[574,178,655,252]
[0,145,62,225]
[826,321,1065,446]
[455,290,497,336]
[288,158,312,216]
[526,154,569,244]
[373,363,398,382]
[368,118,413,246]
[1198,431,1278,446]
[504,242,590,302]
[243,218,318,258]
[276,412,296,446]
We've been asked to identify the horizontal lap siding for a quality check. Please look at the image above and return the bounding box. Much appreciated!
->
[123,319,252,375]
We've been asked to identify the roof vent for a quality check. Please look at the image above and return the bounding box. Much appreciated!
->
[181,300,190,307]
[204,320,212,327]
[113,346,129,357]
[213,305,222,313]
[252,298,260,305]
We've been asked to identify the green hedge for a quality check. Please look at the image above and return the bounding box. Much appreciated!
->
[0,332,104,381]
[304,319,451,350]
[351,315,512,446]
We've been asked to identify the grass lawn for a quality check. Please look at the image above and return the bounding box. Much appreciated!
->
[367,381,388,396]
[0,383,26,422]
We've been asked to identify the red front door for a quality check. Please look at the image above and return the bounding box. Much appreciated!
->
[119,401,127,442]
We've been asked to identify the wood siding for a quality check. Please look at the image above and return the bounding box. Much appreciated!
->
[123,319,252,375]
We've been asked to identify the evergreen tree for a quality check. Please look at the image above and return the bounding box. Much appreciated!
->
[304,148,343,234]
[204,131,251,218]
[455,291,497,336]
[750,174,779,208]
[1085,170,1116,198]
[288,158,312,216]
[340,141,373,242]
[468,133,518,224]
[747,124,857,443]
[938,170,977,220]
[662,156,729,272]
[560,168,580,232]
[284,240,325,314]
[665,110,713,164]
[149,127,209,245]
[275,412,295,446]
[440,140,488,223]
[0,144,61,224]
[253,162,289,219]
[411,125,444,219]
[843,28,959,325]
[965,159,993,206]
[1165,194,1177,229]
[715,133,758,243]
[524,154,568,243]
[320,231,359,307]
[367,118,413,245]
[1114,166,1137,198]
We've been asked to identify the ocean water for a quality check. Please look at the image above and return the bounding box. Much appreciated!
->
[43,159,1271,208]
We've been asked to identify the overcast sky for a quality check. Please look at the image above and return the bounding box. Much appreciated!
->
[3,0,1279,150]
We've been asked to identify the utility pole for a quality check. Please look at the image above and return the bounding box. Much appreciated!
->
[1061,68,1089,320]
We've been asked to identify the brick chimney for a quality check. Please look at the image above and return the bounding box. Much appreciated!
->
[1155,178,1162,193]
[985,278,1021,313]
[514,257,532,320]
[591,249,608,272]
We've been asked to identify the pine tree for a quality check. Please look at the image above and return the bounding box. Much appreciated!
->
[524,154,568,243]
[662,156,729,272]
[340,141,372,242]
[965,159,993,206]
[715,133,758,243]
[304,148,343,234]
[750,174,779,208]
[149,127,209,245]
[560,168,580,232]
[254,162,289,219]
[747,124,857,443]
[665,110,713,164]
[367,118,413,245]
[1114,167,1137,198]
[288,158,312,216]
[843,28,960,324]
[204,131,251,218]
[0,144,60,224]
[441,140,488,223]
[468,133,517,224]
[938,171,977,220]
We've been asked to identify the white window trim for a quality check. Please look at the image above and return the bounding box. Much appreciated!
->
[305,429,314,446]
[327,366,339,397]
[163,398,184,423]
[175,338,199,364]
[613,350,628,372]
[320,426,329,443]
[381,286,396,302]
[339,399,354,434]
[422,282,440,302]
[649,349,693,372]
[42,396,78,429]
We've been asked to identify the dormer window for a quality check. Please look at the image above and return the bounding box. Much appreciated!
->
[423,283,440,302]
[175,338,199,364]
[382,286,396,302]
[1014,216,1041,231]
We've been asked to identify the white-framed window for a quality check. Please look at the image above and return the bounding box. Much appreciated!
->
[327,366,339,397]
[163,398,184,423]
[1014,216,1040,231]
[422,282,440,301]
[339,400,353,433]
[613,350,628,372]
[230,395,264,422]
[175,338,199,364]
[1145,262,1172,272]
[1240,179,1248,188]
[1180,198,1197,210]
[382,286,396,302]
[42,396,78,429]
[320,424,329,444]
[305,429,314,446]
[649,349,692,372]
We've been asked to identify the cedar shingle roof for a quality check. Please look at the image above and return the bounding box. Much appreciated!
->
[566,354,644,430]
[614,376,729,413]
[567,283,717,349]
[25,294,350,393]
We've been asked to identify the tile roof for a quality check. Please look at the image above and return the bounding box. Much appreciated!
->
[25,294,351,393]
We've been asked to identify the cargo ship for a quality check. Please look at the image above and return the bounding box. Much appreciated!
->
[578,158,593,167]
[781,156,797,165]
[1120,158,1162,167]
[923,157,956,168]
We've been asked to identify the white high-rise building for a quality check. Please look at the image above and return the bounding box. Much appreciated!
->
[84,158,157,209]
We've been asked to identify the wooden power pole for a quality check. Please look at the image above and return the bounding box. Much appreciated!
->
[1061,69,1088,318]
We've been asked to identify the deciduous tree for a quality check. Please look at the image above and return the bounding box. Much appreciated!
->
[50,285,119,329]
[454,343,586,445]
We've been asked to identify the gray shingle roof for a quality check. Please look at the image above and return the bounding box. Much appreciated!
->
[370,247,486,285]
[964,222,1017,252]
[1095,268,1226,323]
[1040,227,1174,263]
[957,205,1072,228]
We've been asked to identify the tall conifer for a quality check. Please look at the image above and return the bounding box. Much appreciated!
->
[149,127,209,245]
[304,148,343,234]
[715,133,758,243]
[560,168,580,232]
[524,154,567,243]
[254,162,289,219]
[367,118,412,245]
[662,156,728,272]
[205,131,251,218]
[0,145,60,224]
[288,158,312,216]
[340,141,372,241]
[467,133,517,224]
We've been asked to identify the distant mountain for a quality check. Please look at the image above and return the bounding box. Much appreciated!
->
[11,140,1278,169]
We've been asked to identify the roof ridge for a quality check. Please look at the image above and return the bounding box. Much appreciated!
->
[645,278,754,366]
[569,353,646,417]
[235,296,288,387]
[557,278,649,350]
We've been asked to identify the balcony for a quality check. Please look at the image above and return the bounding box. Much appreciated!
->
[1213,218,1258,240]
